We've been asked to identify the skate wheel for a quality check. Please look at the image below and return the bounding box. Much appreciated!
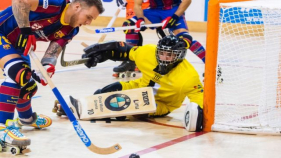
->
[57,112,63,116]
[52,100,59,113]
[113,73,119,78]
[130,72,136,78]
[119,72,126,78]
[10,146,20,155]
[52,107,58,113]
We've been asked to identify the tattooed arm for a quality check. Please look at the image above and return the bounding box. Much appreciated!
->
[12,0,39,28]
[36,41,63,79]
[31,41,61,84]
[13,0,39,55]
[41,41,63,66]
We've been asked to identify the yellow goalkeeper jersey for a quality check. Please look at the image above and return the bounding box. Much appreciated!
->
[120,44,203,116]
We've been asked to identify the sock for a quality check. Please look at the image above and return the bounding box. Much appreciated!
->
[126,32,143,46]
[0,81,20,124]
[190,40,206,63]
[16,99,33,119]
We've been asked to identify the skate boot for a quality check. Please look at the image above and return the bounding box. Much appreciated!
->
[202,65,223,83]
[52,100,66,117]
[17,112,52,129]
[113,61,137,78]
[0,119,30,155]
[52,95,81,119]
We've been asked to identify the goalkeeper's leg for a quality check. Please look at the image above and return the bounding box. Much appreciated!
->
[183,102,203,132]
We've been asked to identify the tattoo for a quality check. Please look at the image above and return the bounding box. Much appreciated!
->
[43,42,62,59]
[12,0,31,28]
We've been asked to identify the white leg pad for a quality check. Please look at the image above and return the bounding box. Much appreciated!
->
[183,102,199,132]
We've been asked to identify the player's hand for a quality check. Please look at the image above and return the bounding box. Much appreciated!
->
[135,18,146,32]
[43,64,55,78]
[83,53,102,68]
[83,41,129,68]
[83,43,108,68]
[31,64,55,86]
[15,27,36,56]
[31,70,48,86]
[116,0,127,9]
[162,14,179,29]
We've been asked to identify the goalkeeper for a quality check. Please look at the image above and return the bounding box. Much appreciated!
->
[72,35,203,131]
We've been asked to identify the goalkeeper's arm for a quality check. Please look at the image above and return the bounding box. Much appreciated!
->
[82,41,133,68]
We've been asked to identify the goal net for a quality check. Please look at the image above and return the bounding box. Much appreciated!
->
[211,1,281,134]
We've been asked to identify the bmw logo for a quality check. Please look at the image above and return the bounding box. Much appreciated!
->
[104,94,131,111]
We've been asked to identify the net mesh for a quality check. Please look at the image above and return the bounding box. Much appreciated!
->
[213,1,281,134]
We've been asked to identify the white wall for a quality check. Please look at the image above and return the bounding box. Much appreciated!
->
[100,0,206,22]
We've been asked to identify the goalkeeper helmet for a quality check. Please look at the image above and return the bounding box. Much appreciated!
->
[156,35,187,75]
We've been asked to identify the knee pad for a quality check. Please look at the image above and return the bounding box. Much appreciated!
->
[176,32,193,49]
[94,82,122,94]
[122,18,137,34]
[4,58,32,87]
[19,80,38,99]
[183,102,203,132]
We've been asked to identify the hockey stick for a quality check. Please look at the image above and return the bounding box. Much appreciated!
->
[60,46,89,67]
[61,5,124,67]
[29,50,122,154]
[94,23,162,34]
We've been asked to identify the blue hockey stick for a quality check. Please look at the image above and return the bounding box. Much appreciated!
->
[29,50,121,154]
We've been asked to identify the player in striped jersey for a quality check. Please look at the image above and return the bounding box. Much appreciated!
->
[0,0,104,150]
[113,0,206,75]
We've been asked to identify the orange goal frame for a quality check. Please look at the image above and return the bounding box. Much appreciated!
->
[203,0,252,132]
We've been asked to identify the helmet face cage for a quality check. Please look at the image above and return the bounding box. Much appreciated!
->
[156,46,186,66]
[155,35,187,74]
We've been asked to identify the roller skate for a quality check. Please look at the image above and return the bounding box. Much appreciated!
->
[52,96,81,119]
[113,61,137,78]
[0,119,31,155]
[202,65,223,83]
[217,65,223,83]
[17,112,52,129]
[52,100,66,117]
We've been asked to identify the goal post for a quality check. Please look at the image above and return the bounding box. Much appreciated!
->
[203,0,281,134]
[203,0,251,132]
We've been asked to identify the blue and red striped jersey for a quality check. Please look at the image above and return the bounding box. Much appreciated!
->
[0,0,78,47]
[149,0,182,10]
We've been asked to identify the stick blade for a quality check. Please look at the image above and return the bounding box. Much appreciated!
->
[88,143,122,155]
